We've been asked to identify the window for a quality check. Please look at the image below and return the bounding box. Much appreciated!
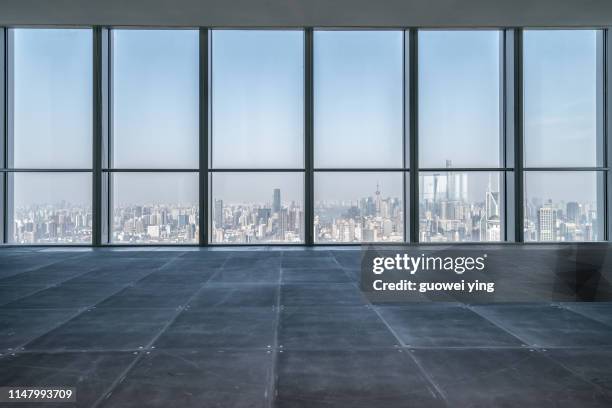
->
[418,30,504,242]
[210,30,305,244]
[112,173,198,244]
[0,27,609,247]
[211,30,304,169]
[110,29,199,244]
[7,29,93,244]
[314,172,403,243]
[419,171,502,242]
[9,173,92,244]
[419,30,502,168]
[211,172,304,243]
[523,30,600,167]
[313,30,405,243]
[314,31,403,168]
[523,30,604,242]
[524,172,602,242]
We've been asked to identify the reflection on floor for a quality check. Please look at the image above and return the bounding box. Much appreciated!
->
[0,247,612,407]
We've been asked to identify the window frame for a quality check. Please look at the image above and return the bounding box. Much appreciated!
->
[3,27,94,245]
[0,26,609,246]
[521,28,607,243]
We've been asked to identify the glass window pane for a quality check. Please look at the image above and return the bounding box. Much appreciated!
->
[111,172,199,244]
[419,171,502,242]
[419,31,501,168]
[314,31,403,168]
[314,172,404,243]
[112,30,199,169]
[524,30,599,167]
[12,29,92,169]
[524,171,601,241]
[10,172,92,244]
[211,172,304,243]
[211,31,304,169]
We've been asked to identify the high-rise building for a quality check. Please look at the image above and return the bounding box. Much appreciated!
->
[273,189,281,213]
[566,202,580,224]
[538,204,556,241]
[214,199,223,228]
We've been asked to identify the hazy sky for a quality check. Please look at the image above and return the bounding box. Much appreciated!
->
[13,29,92,169]
[314,31,403,168]
[212,30,304,169]
[9,28,602,207]
[419,30,501,168]
[112,29,199,169]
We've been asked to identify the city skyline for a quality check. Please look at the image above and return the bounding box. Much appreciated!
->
[10,177,599,243]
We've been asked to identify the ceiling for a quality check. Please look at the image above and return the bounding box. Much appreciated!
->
[0,0,610,27]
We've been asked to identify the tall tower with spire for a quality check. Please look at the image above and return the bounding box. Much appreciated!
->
[375,182,382,216]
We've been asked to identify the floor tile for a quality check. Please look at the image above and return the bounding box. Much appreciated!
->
[97,283,201,309]
[0,309,79,350]
[562,303,612,327]
[0,352,138,408]
[282,256,339,269]
[547,348,612,391]
[472,304,612,347]
[99,350,272,408]
[280,283,366,306]
[136,269,217,285]
[282,267,352,283]
[189,284,279,308]
[26,308,176,351]
[154,307,276,350]
[412,348,612,407]
[276,350,444,408]
[279,306,398,350]
[376,304,523,347]
[3,284,124,309]
[208,267,281,283]
[0,285,48,306]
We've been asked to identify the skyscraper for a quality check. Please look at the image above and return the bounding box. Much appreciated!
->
[538,204,556,241]
[273,188,281,213]
[214,199,223,228]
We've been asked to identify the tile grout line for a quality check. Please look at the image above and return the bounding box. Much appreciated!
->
[0,251,97,287]
[465,304,536,348]
[90,253,233,408]
[267,251,283,408]
[536,347,612,394]
[557,303,612,329]
[369,304,449,403]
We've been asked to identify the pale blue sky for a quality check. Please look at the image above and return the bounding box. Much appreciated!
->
[10,28,601,206]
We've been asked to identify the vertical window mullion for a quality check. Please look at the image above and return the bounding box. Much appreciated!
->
[503,29,518,242]
[513,28,524,242]
[93,27,103,246]
[408,28,419,243]
[606,28,612,241]
[402,29,408,242]
[0,27,5,244]
[305,28,314,246]
[5,29,13,243]
[200,28,209,246]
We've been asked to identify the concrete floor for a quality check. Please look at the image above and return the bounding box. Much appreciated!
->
[1,248,612,407]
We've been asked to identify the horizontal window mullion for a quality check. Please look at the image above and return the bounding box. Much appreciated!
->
[418,167,512,172]
[209,168,305,173]
[523,167,608,171]
[1,169,93,172]
[103,168,199,173]
[314,168,406,172]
